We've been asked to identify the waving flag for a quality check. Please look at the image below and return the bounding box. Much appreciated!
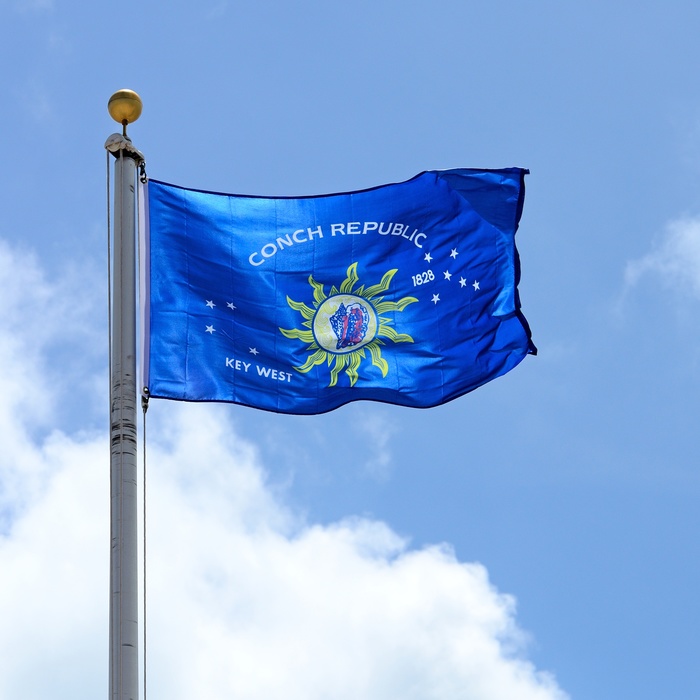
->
[142,168,535,415]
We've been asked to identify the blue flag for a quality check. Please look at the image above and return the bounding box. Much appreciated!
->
[142,169,535,414]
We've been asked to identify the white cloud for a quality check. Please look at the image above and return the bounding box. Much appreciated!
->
[20,81,53,123]
[0,241,101,530]
[14,0,54,12]
[206,0,229,20]
[48,29,71,54]
[625,216,700,298]
[356,408,397,481]
[0,238,569,700]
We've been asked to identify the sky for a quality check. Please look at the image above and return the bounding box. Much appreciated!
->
[1,1,699,698]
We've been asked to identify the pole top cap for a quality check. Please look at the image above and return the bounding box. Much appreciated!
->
[108,89,143,126]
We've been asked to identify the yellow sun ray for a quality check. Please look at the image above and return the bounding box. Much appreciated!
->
[296,348,327,373]
[339,262,359,293]
[286,296,315,320]
[346,351,362,386]
[374,296,418,314]
[363,269,397,298]
[310,276,327,306]
[280,327,315,343]
[328,354,348,386]
[368,342,388,377]
[378,326,414,344]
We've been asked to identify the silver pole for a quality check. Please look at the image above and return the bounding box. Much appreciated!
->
[107,89,144,700]
[109,146,140,700]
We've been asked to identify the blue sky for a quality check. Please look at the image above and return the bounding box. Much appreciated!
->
[1,1,699,698]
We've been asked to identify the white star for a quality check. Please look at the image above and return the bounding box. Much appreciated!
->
[473,280,480,291]
[227,302,236,310]
[450,248,459,259]
[431,293,440,304]
[459,277,467,288]
[205,325,215,334]
[443,270,452,281]
[206,300,215,309]
[249,347,259,355]
[424,252,433,263]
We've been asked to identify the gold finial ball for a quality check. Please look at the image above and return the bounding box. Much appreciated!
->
[108,89,143,125]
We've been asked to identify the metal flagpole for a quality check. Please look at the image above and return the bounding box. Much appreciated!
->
[106,89,144,700]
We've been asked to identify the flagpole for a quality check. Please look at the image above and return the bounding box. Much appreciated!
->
[107,89,143,700]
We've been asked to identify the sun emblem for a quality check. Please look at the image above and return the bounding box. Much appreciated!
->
[280,263,418,386]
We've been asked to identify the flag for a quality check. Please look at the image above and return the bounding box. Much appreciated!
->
[142,168,536,415]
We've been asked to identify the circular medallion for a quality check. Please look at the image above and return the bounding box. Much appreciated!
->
[312,294,378,354]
